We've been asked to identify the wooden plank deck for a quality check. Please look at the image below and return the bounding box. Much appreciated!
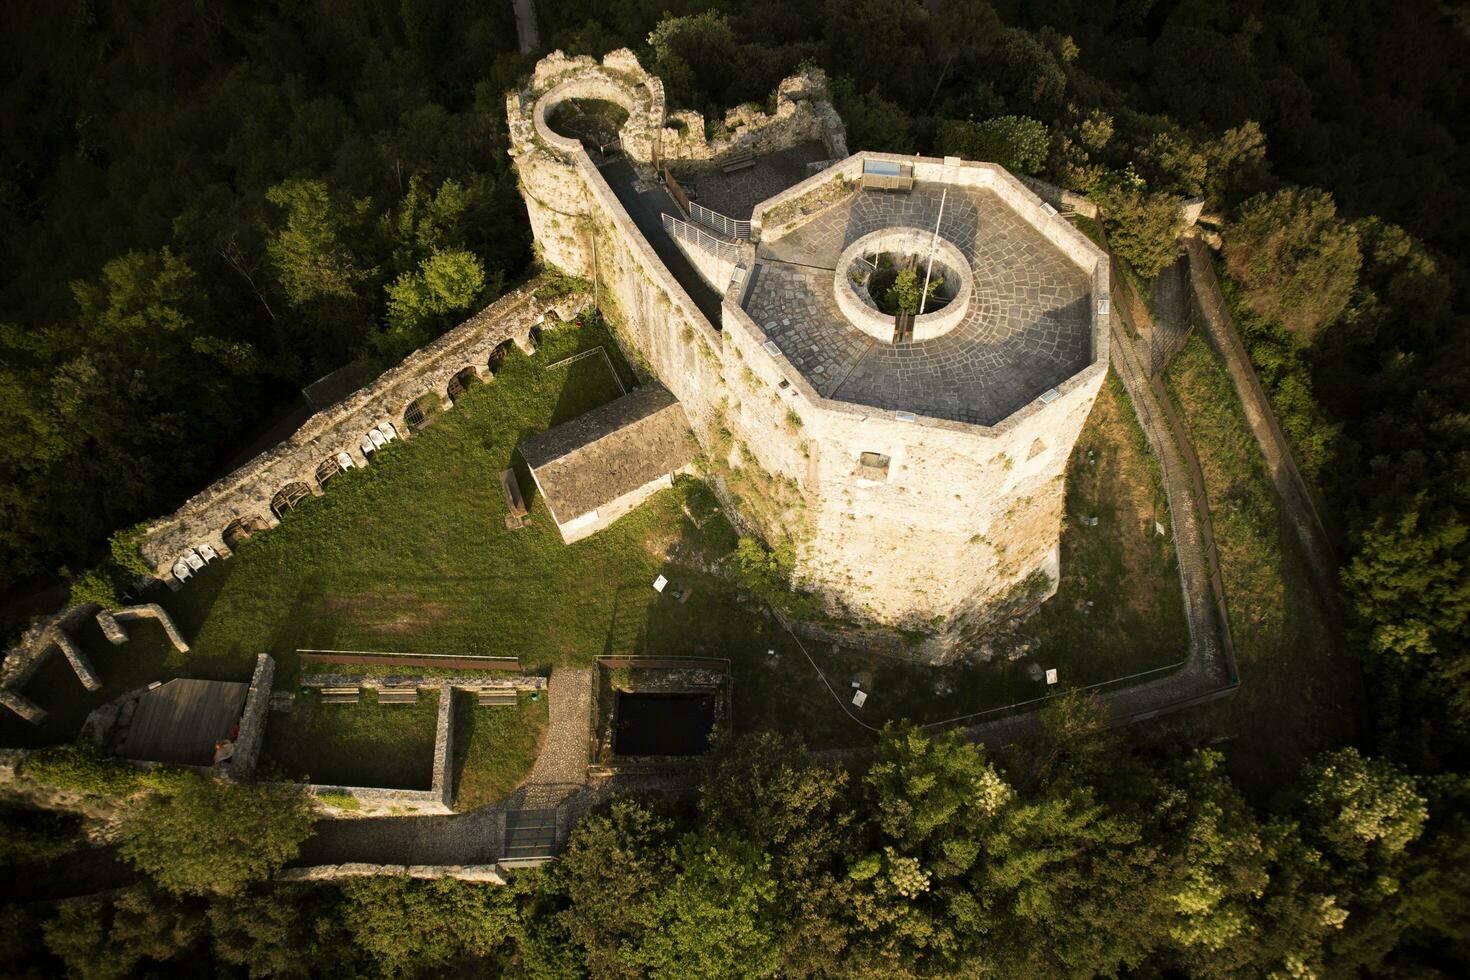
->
[119,678,249,765]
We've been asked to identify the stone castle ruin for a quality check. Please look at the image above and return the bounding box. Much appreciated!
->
[507,50,1110,660]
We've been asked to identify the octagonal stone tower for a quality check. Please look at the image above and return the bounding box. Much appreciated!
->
[508,51,1109,660]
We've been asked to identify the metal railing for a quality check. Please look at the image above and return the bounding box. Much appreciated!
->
[690,202,751,240]
[661,212,741,263]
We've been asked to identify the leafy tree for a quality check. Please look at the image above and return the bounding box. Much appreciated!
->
[1092,172,1185,278]
[0,806,82,866]
[936,115,1050,174]
[264,179,376,309]
[118,777,314,896]
[646,12,742,111]
[1341,498,1470,663]
[558,799,675,978]
[624,831,781,979]
[829,78,914,154]
[1295,747,1427,870]
[1154,751,1270,954]
[881,266,944,315]
[209,885,353,978]
[380,246,490,359]
[1225,187,1362,339]
[924,0,1002,112]
[699,732,855,976]
[339,877,519,976]
[42,887,204,980]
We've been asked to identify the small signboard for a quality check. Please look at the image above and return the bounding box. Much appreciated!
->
[1045,668,1059,686]
[852,689,868,708]
[652,575,668,593]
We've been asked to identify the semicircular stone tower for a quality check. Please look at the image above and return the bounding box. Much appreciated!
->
[508,50,1110,661]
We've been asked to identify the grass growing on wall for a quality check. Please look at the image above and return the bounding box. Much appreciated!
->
[1162,334,1362,795]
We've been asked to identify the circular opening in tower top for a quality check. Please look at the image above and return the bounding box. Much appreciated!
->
[833,228,974,344]
[853,252,958,316]
[545,98,629,152]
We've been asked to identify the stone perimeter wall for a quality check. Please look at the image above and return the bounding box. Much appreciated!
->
[508,51,1108,659]
[136,278,589,582]
[289,675,546,817]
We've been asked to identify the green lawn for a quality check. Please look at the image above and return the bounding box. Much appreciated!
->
[451,691,548,810]
[1159,334,1364,796]
[260,689,440,790]
[799,368,1190,728]
[0,320,1196,756]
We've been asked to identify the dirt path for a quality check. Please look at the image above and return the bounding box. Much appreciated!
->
[512,0,538,55]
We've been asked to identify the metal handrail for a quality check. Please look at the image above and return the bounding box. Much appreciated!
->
[689,202,751,240]
[661,212,741,262]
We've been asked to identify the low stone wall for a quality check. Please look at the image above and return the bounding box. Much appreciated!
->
[286,676,545,817]
[137,278,589,583]
[220,654,274,780]
[279,863,508,884]
[0,604,105,722]
[96,605,189,653]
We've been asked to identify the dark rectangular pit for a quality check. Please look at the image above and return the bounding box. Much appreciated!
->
[613,691,715,756]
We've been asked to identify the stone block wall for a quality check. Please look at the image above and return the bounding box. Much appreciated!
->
[136,278,588,582]
[509,51,1108,660]
[220,653,274,780]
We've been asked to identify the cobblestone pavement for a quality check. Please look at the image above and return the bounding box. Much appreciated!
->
[669,141,830,220]
[748,184,1093,425]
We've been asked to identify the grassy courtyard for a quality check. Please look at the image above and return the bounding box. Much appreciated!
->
[451,691,548,810]
[259,688,440,791]
[1160,334,1364,796]
[2,316,1192,755]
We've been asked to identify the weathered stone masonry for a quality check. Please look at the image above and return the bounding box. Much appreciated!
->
[137,279,589,582]
[507,51,1109,660]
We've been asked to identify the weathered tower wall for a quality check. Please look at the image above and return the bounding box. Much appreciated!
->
[508,51,1108,660]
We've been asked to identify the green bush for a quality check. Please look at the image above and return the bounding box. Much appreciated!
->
[0,806,83,865]
[935,115,1050,174]
[24,743,145,797]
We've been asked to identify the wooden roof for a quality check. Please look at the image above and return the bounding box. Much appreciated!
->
[119,678,249,766]
[519,385,697,525]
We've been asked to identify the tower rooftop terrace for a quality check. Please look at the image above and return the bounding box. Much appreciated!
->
[742,174,1098,426]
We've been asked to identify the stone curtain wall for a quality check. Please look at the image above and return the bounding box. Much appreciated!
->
[0,603,104,723]
[137,279,589,581]
[220,653,274,780]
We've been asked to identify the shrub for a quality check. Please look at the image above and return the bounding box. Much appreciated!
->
[935,115,1050,174]
[24,743,145,797]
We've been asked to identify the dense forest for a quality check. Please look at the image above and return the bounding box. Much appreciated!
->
[4,0,1470,975]
[4,710,1467,976]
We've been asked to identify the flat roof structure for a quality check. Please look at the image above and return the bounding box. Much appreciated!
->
[746,180,1095,426]
[118,678,249,766]
[519,384,697,530]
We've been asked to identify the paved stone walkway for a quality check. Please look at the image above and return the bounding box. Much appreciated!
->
[749,184,1093,425]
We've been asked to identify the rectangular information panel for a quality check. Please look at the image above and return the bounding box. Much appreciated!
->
[863,159,903,177]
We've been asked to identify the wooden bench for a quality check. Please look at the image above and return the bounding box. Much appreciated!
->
[321,686,359,704]
[478,688,519,707]
[377,687,418,705]
[721,151,756,174]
